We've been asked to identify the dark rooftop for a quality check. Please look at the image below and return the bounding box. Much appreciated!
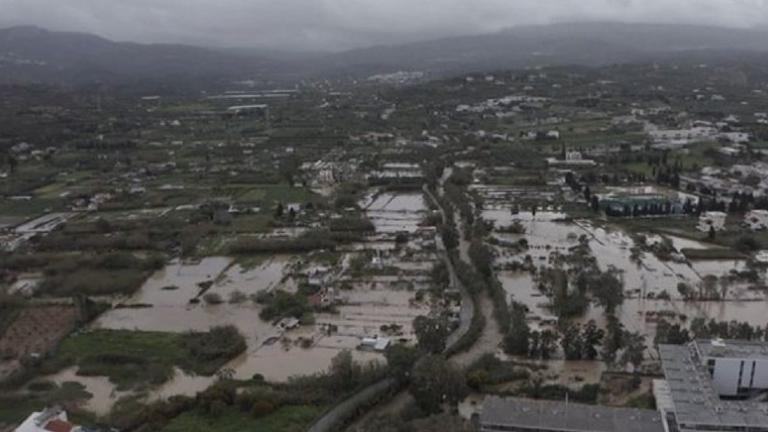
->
[479,396,665,432]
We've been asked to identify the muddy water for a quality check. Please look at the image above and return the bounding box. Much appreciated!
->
[368,193,426,212]
[149,367,214,401]
[498,271,551,321]
[366,192,427,234]
[212,255,290,298]
[491,212,767,343]
[44,367,129,416]
[93,248,435,385]
[127,257,233,306]
[587,225,702,297]
[40,367,218,415]
[226,334,383,381]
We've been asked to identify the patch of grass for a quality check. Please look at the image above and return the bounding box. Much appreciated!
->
[40,268,150,297]
[0,198,64,217]
[45,327,245,390]
[681,248,746,260]
[234,184,318,208]
[160,405,323,432]
[0,395,44,425]
[625,391,657,410]
[236,254,268,270]
[231,214,273,233]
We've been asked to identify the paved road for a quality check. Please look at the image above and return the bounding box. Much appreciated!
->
[423,183,475,348]
[307,378,397,432]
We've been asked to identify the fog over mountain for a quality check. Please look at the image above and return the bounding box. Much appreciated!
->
[2,21,768,85]
[1,0,768,51]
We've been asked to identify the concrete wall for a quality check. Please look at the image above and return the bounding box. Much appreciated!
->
[710,358,768,396]
[712,358,741,396]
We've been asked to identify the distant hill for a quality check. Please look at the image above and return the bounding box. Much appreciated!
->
[2,22,768,85]
[312,22,768,78]
[0,26,279,85]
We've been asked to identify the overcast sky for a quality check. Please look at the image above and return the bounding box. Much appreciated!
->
[1,0,767,51]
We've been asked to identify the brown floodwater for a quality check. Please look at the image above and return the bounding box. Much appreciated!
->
[42,367,129,416]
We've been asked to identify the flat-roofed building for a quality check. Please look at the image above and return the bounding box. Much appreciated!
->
[658,340,768,432]
[478,396,665,432]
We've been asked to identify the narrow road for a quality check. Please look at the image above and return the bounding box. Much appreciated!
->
[306,378,397,432]
[423,183,475,349]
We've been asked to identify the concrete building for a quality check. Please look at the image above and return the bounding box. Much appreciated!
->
[477,396,665,432]
[696,339,768,397]
[546,151,596,167]
[658,340,768,432]
[697,211,727,232]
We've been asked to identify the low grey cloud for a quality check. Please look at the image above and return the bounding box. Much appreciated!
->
[1,0,767,51]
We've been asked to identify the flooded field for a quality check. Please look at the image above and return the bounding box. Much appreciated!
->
[364,191,427,234]
[91,239,439,393]
[44,367,128,416]
[226,338,382,381]
[482,202,768,341]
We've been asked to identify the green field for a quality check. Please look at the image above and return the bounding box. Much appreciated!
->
[0,395,41,425]
[161,405,323,432]
[46,328,243,390]
[234,184,318,206]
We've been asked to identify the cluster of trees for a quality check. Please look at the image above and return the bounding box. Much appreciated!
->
[538,265,624,320]
[439,224,459,250]
[518,379,601,404]
[413,315,451,354]
[503,302,532,356]
[329,216,375,232]
[257,290,313,323]
[601,315,645,370]
[409,355,469,414]
[36,252,165,297]
[180,325,247,374]
[561,320,605,360]
[544,268,589,319]
[392,317,471,415]
[656,317,768,345]
[445,170,474,226]
[465,354,530,390]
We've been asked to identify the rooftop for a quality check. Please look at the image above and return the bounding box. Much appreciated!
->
[659,342,768,429]
[479,396,664,432]
[697,338,768,360]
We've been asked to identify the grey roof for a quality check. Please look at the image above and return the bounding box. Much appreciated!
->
[697,339,768,360]
[479,396,665,432]
[659,343,768,429]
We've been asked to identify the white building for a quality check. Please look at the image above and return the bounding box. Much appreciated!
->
[745,209,768,231]
[696,339,768,397]
[360,336,390,352]
[545,151,597,167]
[659,340,768,432]
[15,407,81,432]
[697,211,727,232]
